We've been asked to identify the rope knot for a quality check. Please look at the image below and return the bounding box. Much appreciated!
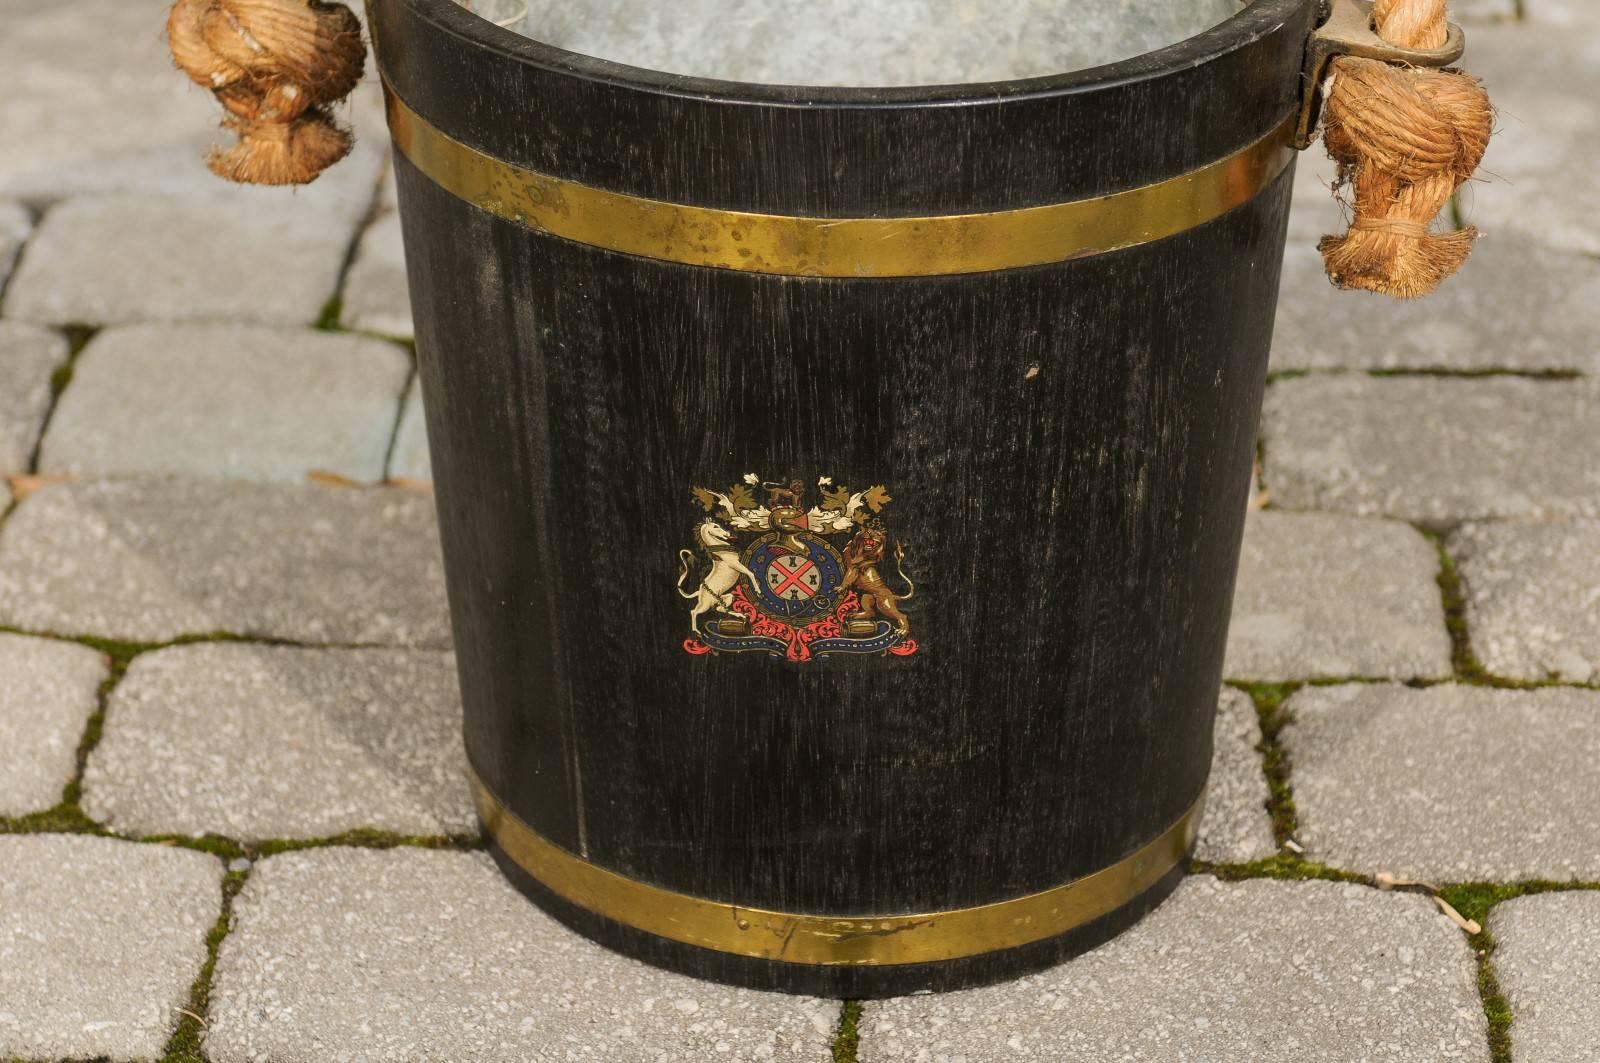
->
[168,0,366,185]
[1318,3,1493,298]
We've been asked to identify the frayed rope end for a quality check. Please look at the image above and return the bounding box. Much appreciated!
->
[207,111,353,186]
[1319,225,1479,300]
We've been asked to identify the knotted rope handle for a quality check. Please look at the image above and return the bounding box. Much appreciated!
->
[1319,0,1493,297]
[167,0,367,185]
[165,0,1492,297]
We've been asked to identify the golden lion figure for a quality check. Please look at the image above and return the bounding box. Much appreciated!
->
[840,524,914,636]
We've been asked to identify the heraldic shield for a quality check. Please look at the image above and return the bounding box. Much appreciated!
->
[678,474,919,663]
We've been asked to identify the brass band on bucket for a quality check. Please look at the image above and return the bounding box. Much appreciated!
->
[385,86,1294,278]
[471,767,1203,966]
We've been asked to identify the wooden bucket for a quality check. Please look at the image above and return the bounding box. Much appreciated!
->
[372,0,1319,996]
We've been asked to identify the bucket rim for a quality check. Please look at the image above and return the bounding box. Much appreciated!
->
[395,0,1317,109]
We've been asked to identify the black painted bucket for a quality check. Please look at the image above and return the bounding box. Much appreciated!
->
[374,0,1318,996]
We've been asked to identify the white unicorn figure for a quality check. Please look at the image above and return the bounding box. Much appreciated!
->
[677,519,758,635]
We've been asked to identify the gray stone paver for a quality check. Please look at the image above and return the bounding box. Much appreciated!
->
[1451,0,1517,19]
[0,0,388,334]
[342,207,414,339]
[0,478,449,646]
[1263,375,1600,527]
[0,0,230,205]
[1287,152,1345,239]
[0,834,223,1061]
[0,321,68,475]
[0,632,106,815]
[1194,688,1276,864]
[38,323,410,483]
[1225,511,1452,681]
[1463,171,1600,262]
[1490,891,1600,1063]
[3,194,363,328]
[0,0,384,219]
[205,847,838,1063]
[1529,0,1600,26]
[389,376,432,481]
[0,199,28,286]
[1286,683,1600,880]
[0,0,388,329]
[1451,519,1600,684]
[1453,24,1600,257]
[1457,48,1587,184]
[84,643,472,840]
[378,154,399,208]
[1271,233,1600,374]
[860,877,1485,1062]
[1465,171,1600,257]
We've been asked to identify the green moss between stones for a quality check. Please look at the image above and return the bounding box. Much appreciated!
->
[47,358,76,398]
[139,834,250,861]
[832,1000,863,1063]
[1229,681,1301,845]
[0,803,106,835]
[1439,881,1600,928]
[50,325,97,406]
[161,868,249,1063]
[0,645,128,836]
[1441,885,1519,1063]
[20,326,98,475]
[253,829,482,857]
[1436,883,1600,1063]
[0,628,215,667]
[1228,682,1300,714]
[1422,534,1564,691]
[69,634,165,663]
[60,325,98,356]
[1468,933,1514,1063]
[1428,533,1495,681]
[315,296,345,331]
[1190,853,1368,885]
[1368,367,1583,381]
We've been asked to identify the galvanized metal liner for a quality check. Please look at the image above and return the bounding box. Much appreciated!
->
[495,0,1242,87]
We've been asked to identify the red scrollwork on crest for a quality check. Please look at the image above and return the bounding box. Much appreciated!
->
[719,585,864,663]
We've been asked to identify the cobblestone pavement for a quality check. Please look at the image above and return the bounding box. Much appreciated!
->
[1,2,1597,1062]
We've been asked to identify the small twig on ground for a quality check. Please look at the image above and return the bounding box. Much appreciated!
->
[1375,871,1483,933]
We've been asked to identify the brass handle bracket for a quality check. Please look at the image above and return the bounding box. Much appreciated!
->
[1293,0,1467,150]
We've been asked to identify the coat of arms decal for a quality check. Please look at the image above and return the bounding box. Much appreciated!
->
[678,474,918,663]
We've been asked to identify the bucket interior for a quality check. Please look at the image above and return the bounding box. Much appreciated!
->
[455,0,1253,87]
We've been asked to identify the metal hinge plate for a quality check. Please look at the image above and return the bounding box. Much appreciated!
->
[1294,0,1467,150]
